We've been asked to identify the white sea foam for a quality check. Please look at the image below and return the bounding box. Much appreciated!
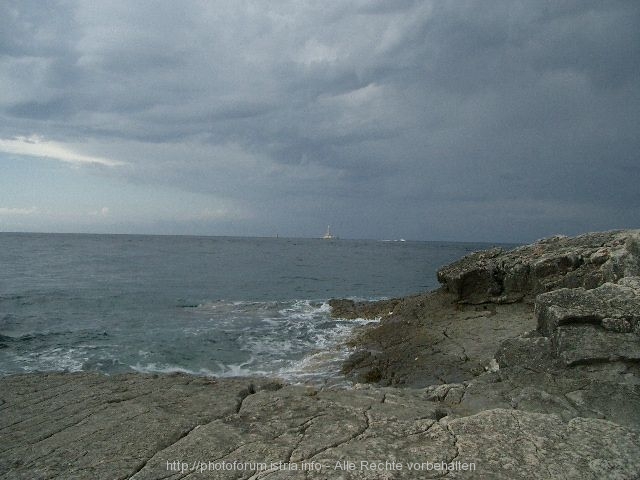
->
[142,298,379,383]
[259,303,381,384]
[1,297,379,383]
[131,362,218,377]
[7,347,88,373]
[215,358,272,378]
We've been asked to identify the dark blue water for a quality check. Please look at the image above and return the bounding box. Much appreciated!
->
[0,233,503,383]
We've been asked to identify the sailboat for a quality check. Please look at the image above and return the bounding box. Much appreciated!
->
[322,225,335,240]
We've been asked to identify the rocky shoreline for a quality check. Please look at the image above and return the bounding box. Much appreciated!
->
[2,229,639,479]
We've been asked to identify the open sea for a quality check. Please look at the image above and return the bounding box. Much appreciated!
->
[0,233,504,385]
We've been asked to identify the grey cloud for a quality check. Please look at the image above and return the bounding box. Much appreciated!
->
[7,98,71,120]
[0,0,638,241]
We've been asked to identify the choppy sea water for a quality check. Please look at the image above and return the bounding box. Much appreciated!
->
[0,233,505,385]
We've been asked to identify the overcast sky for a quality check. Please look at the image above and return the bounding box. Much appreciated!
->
[1,1,638,242]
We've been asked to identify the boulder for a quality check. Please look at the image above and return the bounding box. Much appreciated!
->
[437,230,640,304]
[553,325,640,366]
[536,277,640,336]
[533,277,640,366]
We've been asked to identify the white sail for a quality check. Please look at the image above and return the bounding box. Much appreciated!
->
[323,225,334,239]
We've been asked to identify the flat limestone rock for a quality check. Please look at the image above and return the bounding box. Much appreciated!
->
[445,409,640,480]
[340,290,536,387]
[0,372,276,480]
[2,373,639,479]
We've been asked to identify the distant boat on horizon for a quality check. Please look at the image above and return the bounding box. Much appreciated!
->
[322,225,335,240]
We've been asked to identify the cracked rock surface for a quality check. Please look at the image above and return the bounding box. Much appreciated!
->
[0,373,267,479]
[1,374,639,479]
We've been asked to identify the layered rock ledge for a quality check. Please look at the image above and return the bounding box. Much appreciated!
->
[342,230,640,386]
[437,229,639,304]
[337,229,640,477]
[2,229,639,479]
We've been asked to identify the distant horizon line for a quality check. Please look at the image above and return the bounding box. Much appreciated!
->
[0,229,522,246]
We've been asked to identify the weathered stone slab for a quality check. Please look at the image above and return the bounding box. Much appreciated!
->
[0,373,274,480]
[535,277,640,336]
[495,333,555,370]
[3,373,640,479]
[445,409,640,480]
[340,290,536,387]
[553,324,640,366]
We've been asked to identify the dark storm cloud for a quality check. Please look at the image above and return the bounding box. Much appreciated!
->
[1,0,638,241]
